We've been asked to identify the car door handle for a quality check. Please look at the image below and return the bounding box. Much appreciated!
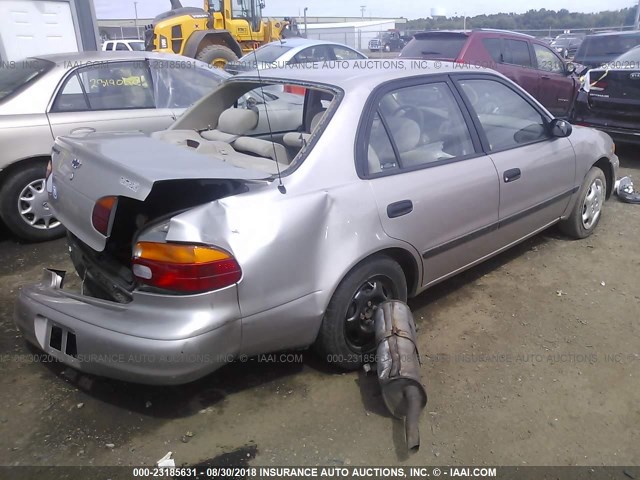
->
[504,168,521,183]
[387,200,413,218]
[70,127,96,135]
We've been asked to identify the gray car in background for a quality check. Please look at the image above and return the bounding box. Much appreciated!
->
[15,62,618,385]
[0,51,228,241]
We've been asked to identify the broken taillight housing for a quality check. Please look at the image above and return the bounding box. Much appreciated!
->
[91,196,118,236]
[590,80,608,91]
[132,242,242,293]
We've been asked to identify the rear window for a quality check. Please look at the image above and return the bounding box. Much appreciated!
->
[576,34,640,62]
[239,44,292,65]
[614,46,640,63]
[400,33,468,59]
[0,58,54,102]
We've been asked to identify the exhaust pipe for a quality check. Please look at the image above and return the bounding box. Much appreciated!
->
[374,301,427,452]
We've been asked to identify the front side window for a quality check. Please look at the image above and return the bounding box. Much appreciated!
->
[533,44,564,74]
[74,61,155,110]
[150,60,226,108]
[458,79,548,151]
[366,82,475,175]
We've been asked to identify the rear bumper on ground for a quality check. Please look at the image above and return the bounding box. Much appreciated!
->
[14,269,243,385]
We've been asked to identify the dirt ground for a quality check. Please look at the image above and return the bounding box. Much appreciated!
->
[0,147,638,469]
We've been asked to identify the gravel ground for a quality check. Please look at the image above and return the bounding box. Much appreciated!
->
[0,147,638,469]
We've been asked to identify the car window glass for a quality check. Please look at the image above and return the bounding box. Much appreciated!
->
[482,38,502,63]
[51,73,89,112]
[459,79,548,151]
[367,112,399,174]
[150,60,225,108]
[332,46,362,60]
[291,46,331,64]
[367,82,475,174]
[533,44,564,74]
[75,61,155,110]
[104,41,113,50]
[504,39,532,67]
[115,42,128,51]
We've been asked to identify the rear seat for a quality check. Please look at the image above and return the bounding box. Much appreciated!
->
[283,111,325,148]
[152,107,290,169]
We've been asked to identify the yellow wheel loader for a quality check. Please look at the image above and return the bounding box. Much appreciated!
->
[145,0,300,68]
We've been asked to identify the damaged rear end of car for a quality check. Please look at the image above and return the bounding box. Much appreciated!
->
[14,132,272,384]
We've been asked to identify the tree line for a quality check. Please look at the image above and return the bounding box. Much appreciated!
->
[403,6,639,35]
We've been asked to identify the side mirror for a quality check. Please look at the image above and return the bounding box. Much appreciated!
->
[550,118,572,138]
[565,62,576,75]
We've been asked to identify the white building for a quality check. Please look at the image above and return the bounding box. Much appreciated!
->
[303,20,398,51]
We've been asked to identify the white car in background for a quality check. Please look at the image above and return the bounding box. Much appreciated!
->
[102,39,145,51]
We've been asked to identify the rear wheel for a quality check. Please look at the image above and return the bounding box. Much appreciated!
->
[314,256,407,370]
[0,163,64,242]
[559,166,606,239]
[196,44,238,68]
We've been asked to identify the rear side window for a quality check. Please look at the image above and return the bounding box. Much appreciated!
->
[503,39,532,67]
[51,74,89,112]
[482,38,502,63]
[367,82,475,175]
[52,61,155,111]
[400,33,468,59]
[115,42,129,51]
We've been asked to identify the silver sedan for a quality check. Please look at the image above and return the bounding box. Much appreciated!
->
[15,61,619,385]
[0,51,228,241]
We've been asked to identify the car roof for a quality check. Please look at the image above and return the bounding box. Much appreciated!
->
[31,50,187,66]
[413,29,534,39]
[270,38,355,49]
[233,59,495,91]
[588,30,640,37]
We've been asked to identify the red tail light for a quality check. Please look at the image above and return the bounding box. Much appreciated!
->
[132,242,242,293]
[92,196,117,235]
[590,80,607,91]
[284,84,306,95]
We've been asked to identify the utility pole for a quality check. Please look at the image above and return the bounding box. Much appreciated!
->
[635,0,640,30]
[133,1,139,39]
[304,7,308,38]
[360,5,366,18]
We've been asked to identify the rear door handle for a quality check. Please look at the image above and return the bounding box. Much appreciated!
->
[503,168,521,183]
[70,127,96,135]
[387,200,413,218]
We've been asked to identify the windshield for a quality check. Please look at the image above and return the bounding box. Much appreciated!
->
[231,0,262,29]
[400,33,467,59]
[576,34,640,62]
[614,46,640,64]
[240,44,292,65]
[0,58,54,102]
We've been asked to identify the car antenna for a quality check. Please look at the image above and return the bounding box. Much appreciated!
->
[249,29,286,194]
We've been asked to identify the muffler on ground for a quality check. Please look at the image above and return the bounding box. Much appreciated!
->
[374,300,427,452]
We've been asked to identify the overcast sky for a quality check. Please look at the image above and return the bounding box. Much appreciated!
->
[93,0,636,20]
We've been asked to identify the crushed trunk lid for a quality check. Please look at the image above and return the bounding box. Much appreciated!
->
[49,132,269,252]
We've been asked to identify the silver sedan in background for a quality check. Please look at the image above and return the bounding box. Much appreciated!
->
[0,51,228,241]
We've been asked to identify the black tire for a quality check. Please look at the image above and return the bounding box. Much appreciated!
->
[314,255,407,371]
[195,44,238,68]
[559,166,606,239]
[0,162,64,242]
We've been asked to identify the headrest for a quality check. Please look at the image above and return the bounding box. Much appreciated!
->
[390,117,421,153]
[217,108,259,135]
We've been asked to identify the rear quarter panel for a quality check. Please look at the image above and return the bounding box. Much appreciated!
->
[0,114,53,171]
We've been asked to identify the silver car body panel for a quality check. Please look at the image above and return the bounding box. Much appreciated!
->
[15,61,619,384]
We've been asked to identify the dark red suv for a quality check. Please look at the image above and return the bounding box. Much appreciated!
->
[400,29,579,117]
